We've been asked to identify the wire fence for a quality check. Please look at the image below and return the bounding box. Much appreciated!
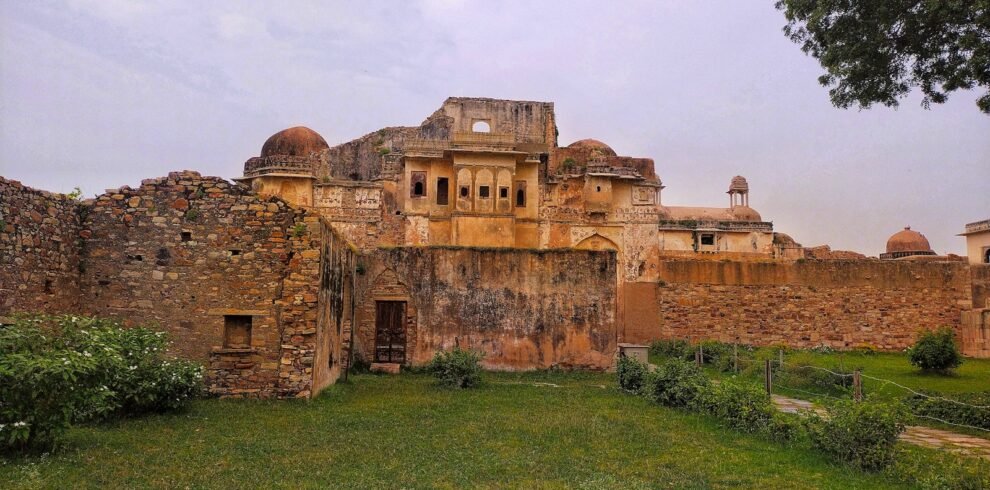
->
[681,345,990,434]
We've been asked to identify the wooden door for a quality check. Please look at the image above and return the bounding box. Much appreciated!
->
[375,301,406,363]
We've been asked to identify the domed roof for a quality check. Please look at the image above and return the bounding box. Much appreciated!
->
[730,205,762,221]
[728,175,749,193]
[567,139,617,157]
[886,227,933,254]
[260,126,329,158]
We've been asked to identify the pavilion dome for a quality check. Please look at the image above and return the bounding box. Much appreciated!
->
[260,126,329,158]
[728,175,749,193]
[885,227,933,254]
[567,139,617,157]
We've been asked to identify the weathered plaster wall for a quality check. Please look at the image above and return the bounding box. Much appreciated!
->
[655,259,973,350]
[0,177,82,315]
[353,247,618,370]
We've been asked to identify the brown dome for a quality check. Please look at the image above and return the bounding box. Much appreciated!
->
[886,227,933,254]
[567,139,617,157]
[260,126,329,158]
[730,205,762,221]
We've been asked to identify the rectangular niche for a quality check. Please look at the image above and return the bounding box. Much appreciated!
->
[223,315,252,349]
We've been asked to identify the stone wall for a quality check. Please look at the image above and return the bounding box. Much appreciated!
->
[75,171,336,398]
[0,177,82,315]
[353,247,618,370]
[654,259,973,350]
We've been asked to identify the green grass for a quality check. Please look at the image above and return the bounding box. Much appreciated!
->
[0,371,918,489]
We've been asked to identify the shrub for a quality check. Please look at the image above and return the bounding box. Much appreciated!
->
[804,400,907,471]
[889,445,990,490]
[640,359,709,408]
[426,348,482,389]
[904,390,990,431]
[908,328,963,373]
[616,354,648,392]
[696,340,731,366]
[776,351,856,395]
[698,380,791,439]
[648,339,690,360]
[0,315,204,452]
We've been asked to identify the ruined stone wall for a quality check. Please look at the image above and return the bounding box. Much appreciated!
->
[971,264,990,310]
[655,259,973,350]
[76,171,330,398]
[311,221,359,395]
[0,177,82,315]
[354,247,618,370]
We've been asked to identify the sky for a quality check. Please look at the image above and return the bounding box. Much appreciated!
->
[1,0,988,256]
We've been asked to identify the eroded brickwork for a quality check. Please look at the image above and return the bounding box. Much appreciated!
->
[655,259,973,350]
[352,247,618,370]
[0,177,82,315]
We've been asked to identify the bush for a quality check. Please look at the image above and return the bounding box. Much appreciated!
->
[804,400,907,471]
[640,359,709,408]
[889,445,990,490]
[616,354,648,392]
[908,328,963,373]
[0,315,204,452]
[776,351,856,395]
[698,380,793,440]
[696,340,731,366]
[904,390,990,431]
[648,339,690,360]
[426,348,483,389]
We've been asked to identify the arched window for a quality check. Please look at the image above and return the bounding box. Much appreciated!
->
[413,181,424,196]
[472,120,491,133]
[985,248,990,264]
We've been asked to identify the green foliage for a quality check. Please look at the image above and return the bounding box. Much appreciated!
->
[777,350,856,394]
[184,209,200,222]
[66,187,83,200]
[804,400,907,471]
[697,380,794,440]
[648,339,690,360]
[0,315,204,452]
[0,219,6,231]
[905,390,990,431]
[908,328,963,373]
[561,157,577,170]
[776,0,990,114]
[640,359,709,408]
[615,354,647,392]
[426,348,482,389]
[889,445,990,490]
[377,147,391,156]
[292,223,308,238]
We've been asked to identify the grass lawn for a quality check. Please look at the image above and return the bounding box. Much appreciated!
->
[0,371,923,489]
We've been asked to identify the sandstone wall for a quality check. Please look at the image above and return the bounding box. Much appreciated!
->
[353,247,618,370]
[0,177,82,315]
[655,259,972,350]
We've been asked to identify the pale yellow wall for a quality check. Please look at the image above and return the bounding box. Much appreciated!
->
[453,216,515,247]
[250,176,313,207]
[611,181,633,207]
[584,176,612,213]
[659,230,696,252]
[659,230,774,254]
[474,168,494,213]
[966,231,990,265]
[513,161,539,220]
[403,159,432,215]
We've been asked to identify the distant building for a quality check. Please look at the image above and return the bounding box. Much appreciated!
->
[960,219,990,265]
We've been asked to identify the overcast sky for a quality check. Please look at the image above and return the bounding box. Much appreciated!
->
[2,1,987,256]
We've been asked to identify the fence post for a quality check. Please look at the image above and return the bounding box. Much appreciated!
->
[778,348,784,367]
[853,370,863,402]
[733,342,738,374]
[699,344,704,366]
[764,359,772,395]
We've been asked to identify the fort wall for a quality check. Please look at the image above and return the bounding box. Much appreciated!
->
[654,259,973,350]
[352,247,618,370]
[0,177,82,315]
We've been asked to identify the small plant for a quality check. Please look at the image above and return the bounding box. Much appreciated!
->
[292,223,307,238]
[698,380,789,438]
[908,327,963,373]
[616,354,648,392]
[184,209,200,222]
[377,147,391,156]
[66,186,83,200]
[562,157,577,170]
[194,188,206,199]
[648,339,691,360]
[640,358,709,408]
[804,400,907,471]
[426,348,483,389]
[0,219,6,231]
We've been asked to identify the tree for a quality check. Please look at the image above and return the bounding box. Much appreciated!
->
[776,0,990,114]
